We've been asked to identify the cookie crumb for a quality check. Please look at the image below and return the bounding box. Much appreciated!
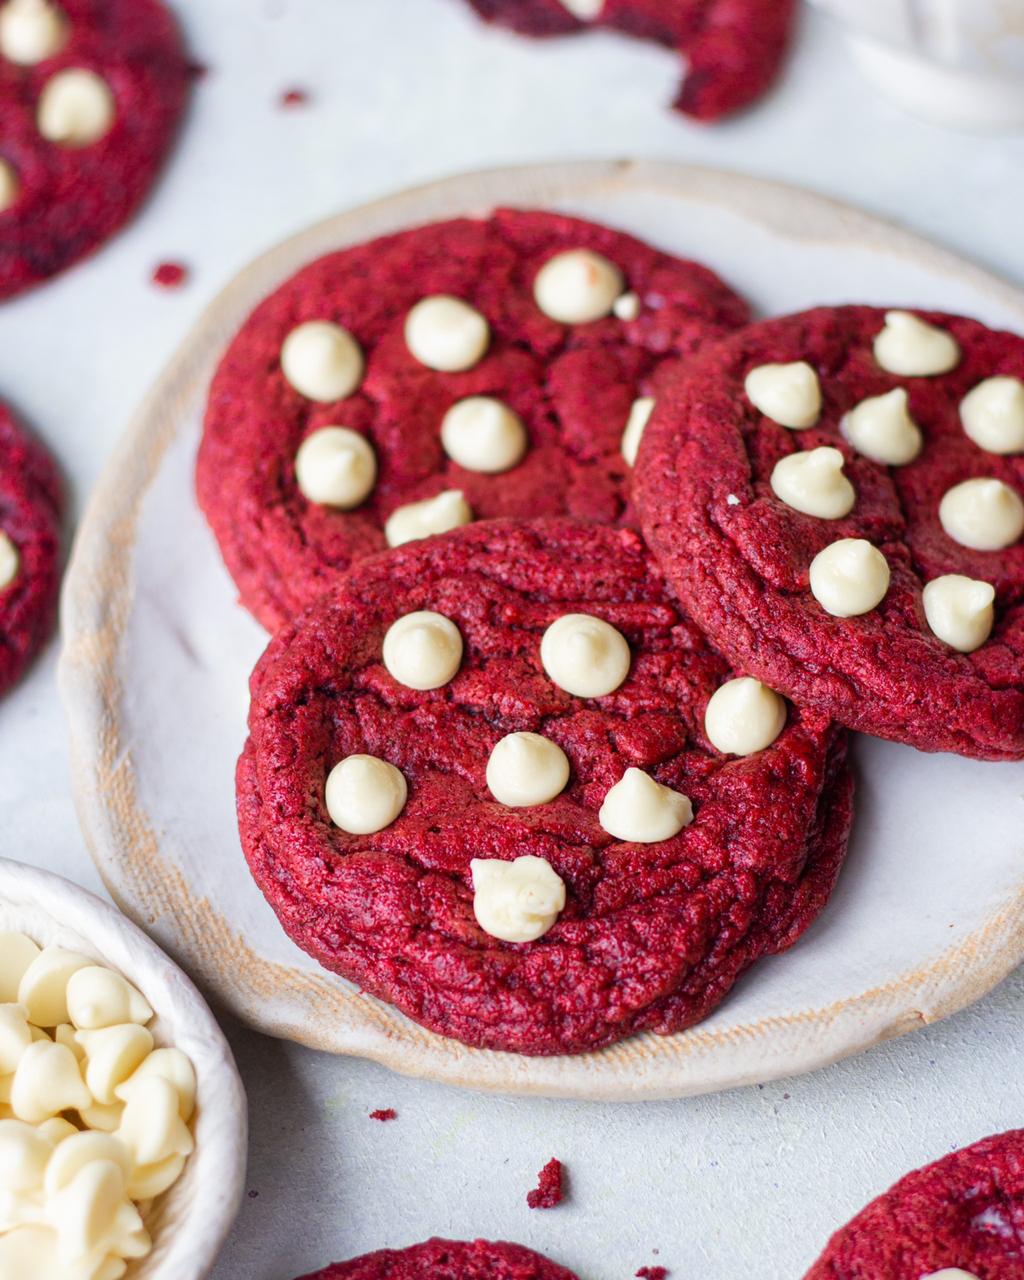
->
[526,1157,564,1209]
[280,87,310,108]
[152,261,188,289]
[369,1108,397,1122]
[637,1268,668,1279]
[187,60,209,80]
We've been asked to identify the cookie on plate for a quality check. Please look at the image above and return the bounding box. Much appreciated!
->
[296,1239,578,1280]
[635,306,1024,760]
[463,0,798,121]
[238,519,852,1057]
[197,207,748,630]
[0,0,189,299]
[0,400,62,696]
[805,1128,1024,1279]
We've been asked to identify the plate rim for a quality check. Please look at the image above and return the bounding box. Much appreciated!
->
[58,157,1024,1101]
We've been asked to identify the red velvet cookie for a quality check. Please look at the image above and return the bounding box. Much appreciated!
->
[463,0,797,121]
[296,1239,578,1280]
[635,306,1024,760]
[0,0,189,300]
[0,401,62,695]
[805,1129,1024,1279]
[238,520,851,1056]
[197,208,748,630]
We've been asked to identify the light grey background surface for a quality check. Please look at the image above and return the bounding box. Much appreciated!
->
[1,2,1024,1277]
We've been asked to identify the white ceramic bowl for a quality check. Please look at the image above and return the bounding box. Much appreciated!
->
[812,0,1024,130]
[0,857,247,1280]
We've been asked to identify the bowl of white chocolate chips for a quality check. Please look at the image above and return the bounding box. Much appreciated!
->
[0,858,246,1280]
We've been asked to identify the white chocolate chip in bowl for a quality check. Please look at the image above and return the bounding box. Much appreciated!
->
[704,677,787,756]
[744,362,821,430]
[540,612,631,698]
[295,426,376,509]
[922,575,995,653]
[440,396,527,473]
[960,377,1024,455]
[809,537,891,617]
[382,610,463,690]
[533,249,625,324]
[620,396,655,466]
[0,158,20,215]
[470,856,566,943]
[280,321,364,402]
[770,446,855,519]
[840,388,923,466]
[873,310,960,377]
[404,295,490,372]
[486,731,570,807]
[939,477,1024,551]
[598,768,693,843]
[0,0,68,65]
[384,488,472,547]
[0,858,246,1280]
[37,68,116,148]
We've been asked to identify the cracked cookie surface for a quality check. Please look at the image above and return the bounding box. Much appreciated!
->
[239,520,851,1057]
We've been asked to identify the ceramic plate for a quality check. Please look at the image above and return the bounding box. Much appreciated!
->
[59,160,1024,1101]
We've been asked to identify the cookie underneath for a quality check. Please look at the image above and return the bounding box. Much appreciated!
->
[295,1238,578,1280]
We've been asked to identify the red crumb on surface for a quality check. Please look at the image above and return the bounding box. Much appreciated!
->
[637,1269,668,1279]
[369,1109,397,1122]
[280,87,310,107]
[527,1158,564,1209]
[152,261,188,288]
[187,60,209,80]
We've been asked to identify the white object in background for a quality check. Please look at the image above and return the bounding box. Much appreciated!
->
[811,0,1024,130]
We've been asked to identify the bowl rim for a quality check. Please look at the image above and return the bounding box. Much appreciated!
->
[0,856,247,1280]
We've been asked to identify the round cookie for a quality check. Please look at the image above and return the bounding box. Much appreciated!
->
[804,1129,1024,1279]
[0,400,62,695]
[0,0,189,300]
[197,207,749,630]
[463,0,798,122]
[635,306,1024,760]
[238,519,852,1057]
[295,1239,579,1280]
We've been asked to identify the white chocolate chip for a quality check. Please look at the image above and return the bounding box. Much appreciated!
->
[37,68,116,148]
[809,537,891,617]
[17,947,92,1027]
[325,754,407,834]
[540,613,631,698]
[384,488,472,547]
[53,1022,84,1062]
[114,1047,196,1122]
[10,1040,90,1123]
[382,610,463,690]
[66,967,153,1031]
[557,0,603,17]
[921,1272,981,1280]
[44,1131,131,1196]
[0,531,20,591]
[939,477,1024,551]
[117,1077,193,1168]
[613,290,640,321]
[48,1157,144,1260]
[440,396,527,473]
[404,295,489,372]
[770,446,855,519]
[704,677,787,756]
[78,1098,124,1133]
[486,732,570,807]
[960,376,1024,454]
[280,321,364,402]
[0,1004,32,1074]
[0,1118,52,1191]
[873,310,960,376]
[840,387,922,466]
[0,0,68,65]
[922,574,995,653]
[533,249,624,324]
[620,396,655,466]
[127,1151,187,1200]
[598,768,693,843]
[744,362,821,430]
[470,855,566,943]
[295,426,376,509]
[76,1023,154,1105]
[36,1116,76,1145]
[0,158,20,214]
[0,932,40,1001]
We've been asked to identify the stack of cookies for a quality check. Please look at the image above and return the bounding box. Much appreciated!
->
[196,208,1023,1062]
